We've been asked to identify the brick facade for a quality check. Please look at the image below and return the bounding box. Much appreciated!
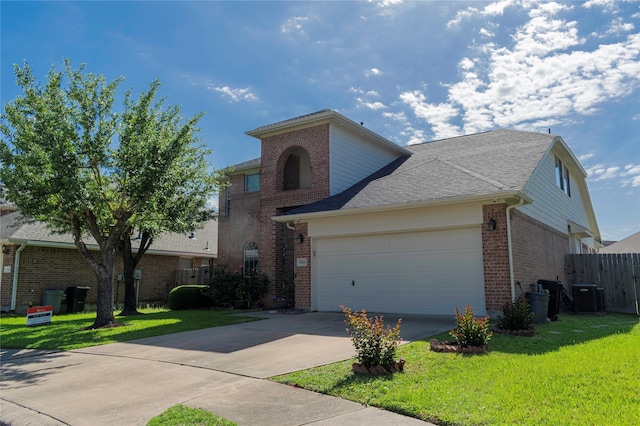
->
[217,124,330,308]
[482,203,570,313]
[1,244,196,313]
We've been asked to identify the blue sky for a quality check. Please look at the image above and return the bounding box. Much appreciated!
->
[2,0,639,241]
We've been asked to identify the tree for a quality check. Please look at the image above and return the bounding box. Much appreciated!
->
[0,59,224,328]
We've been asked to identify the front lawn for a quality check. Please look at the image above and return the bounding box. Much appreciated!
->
[271,313,640,425]
[0,308,260,351]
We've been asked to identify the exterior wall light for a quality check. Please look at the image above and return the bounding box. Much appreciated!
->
[296,234,305,244]
[487,218,496,231]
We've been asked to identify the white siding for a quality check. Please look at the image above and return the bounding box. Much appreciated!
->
[307,203,483,238]
[329,126,402,195]
[520,149,591,239]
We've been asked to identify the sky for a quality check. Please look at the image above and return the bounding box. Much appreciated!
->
[1,0,639,241]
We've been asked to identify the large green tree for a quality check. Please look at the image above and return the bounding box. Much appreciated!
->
[0,60,223,328]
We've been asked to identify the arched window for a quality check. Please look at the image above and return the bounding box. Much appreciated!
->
[282,147,311,190]
[243,241,258,274]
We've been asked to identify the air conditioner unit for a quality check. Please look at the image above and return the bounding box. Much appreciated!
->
[572,284,597,313]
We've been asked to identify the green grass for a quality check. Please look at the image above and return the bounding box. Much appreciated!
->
[147,404,236,426]
[0,308,260,351]
[271,313,640,425]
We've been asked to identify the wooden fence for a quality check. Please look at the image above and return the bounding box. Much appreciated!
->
[174,266,211,286]
[565,253,640,313]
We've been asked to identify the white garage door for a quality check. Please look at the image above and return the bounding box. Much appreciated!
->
[314,227,485,315]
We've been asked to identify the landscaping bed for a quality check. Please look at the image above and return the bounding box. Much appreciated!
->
[271,313,640,425]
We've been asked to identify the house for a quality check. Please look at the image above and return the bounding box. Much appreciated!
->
[0,202,217,314]
[598,231,640,254]
[217,109,601,315]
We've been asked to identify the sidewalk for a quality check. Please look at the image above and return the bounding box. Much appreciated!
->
[1,312,448,425]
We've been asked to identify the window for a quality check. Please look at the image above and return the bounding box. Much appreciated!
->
[555,156,571,197]
[224,188,231,216]
[245,173,260,193]
[243,241,258,274]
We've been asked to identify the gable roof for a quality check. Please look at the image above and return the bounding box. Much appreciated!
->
[281,129,552,218]
[246,109,411,157]
[599,231,640,253]
[1,210,217,257]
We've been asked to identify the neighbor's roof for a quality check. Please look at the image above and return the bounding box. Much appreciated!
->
[282,129,555,217]
[599,231,640,254]
[1,210,217,257]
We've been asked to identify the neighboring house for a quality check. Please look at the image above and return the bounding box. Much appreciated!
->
[598,231,640,254]
[217,109,601,316]
[0,204,217,313]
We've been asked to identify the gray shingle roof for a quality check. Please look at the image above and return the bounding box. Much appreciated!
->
[285,129,554,216]
[599,231,640,253]
[2,210,217,256]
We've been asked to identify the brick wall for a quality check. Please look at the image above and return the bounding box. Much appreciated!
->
[1,244,191,312]
[511,209,569,289]
[482,203,511,312]
[294,222,311,308]
[217,172,261,270]
[482,204,571,313]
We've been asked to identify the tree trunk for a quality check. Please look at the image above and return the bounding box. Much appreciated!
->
[92,260,119,328]
[119,250,140,316]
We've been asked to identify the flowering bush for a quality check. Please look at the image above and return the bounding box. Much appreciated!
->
[341,305,402,368]
[449,304,492,348]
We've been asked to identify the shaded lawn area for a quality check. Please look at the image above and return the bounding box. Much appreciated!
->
[271,313,640,425]
[0,308,260,351]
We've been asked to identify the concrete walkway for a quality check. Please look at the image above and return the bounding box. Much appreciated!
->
[1,312,452,425]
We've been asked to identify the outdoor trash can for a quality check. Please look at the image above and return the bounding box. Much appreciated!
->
[526,292,549,323]
[42,289,65,314]
[538,279,563,321]
[66,286,90,313]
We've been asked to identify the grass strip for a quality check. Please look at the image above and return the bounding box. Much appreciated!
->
[147,404,237,426]
[0,308,259,351]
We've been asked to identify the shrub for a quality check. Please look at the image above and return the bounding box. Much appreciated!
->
[207,266,244,307]
[341,305,402,368]
[244,268,270,307]
[497,297,535,330]
[168,285,213,310]
[449,304,492,348]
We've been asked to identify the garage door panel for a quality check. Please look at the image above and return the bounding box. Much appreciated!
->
[314,227,485,315]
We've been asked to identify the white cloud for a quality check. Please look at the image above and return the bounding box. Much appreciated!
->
[281,16,308,35]
[365,68,383,77]
[212,86,258,103]
[582,0,619,12]
[585,164,621,181]
[447,0,518,28]
[403,2,640,139]
[357,98,386,110]
[623,163,640,187]
[578,153,595,162]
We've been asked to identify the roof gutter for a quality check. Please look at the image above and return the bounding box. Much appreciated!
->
[272,190,532,222]
[10,241,28,311]
[506,198,525,303]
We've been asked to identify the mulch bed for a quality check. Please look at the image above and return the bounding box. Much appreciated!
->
[352,359,406,375]
[429,339,488,354]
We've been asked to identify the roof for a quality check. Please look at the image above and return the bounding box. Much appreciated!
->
[246,109,411,157]
[282,129,553,217]
[599,231,640,253]
[1,210,217,257]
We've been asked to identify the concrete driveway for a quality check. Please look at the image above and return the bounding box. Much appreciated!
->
[1,311,452,425]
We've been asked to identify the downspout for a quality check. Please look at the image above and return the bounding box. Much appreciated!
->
[506,199,524,303]
[11,241,28,311]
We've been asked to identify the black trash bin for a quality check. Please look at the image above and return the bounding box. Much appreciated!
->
[66,286,91,313]
[538,279,563,321]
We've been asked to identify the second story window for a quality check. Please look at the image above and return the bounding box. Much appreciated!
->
[555,156,571,197]
[245,173,260,192]
[225,187,231,216]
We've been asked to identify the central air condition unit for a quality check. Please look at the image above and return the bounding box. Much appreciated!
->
[572,284,598,313]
